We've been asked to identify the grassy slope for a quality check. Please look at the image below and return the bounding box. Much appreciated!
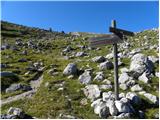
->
[1,21,159,118]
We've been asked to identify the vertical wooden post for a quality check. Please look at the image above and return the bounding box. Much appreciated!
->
[111,20,119,100]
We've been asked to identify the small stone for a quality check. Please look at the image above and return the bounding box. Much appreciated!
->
[80,98,88,106]
[63,63,78,76]
[92,100,110,118]
[148,56,159,63]
[114,113,131,119]
[119,93,125,99]
[92,56,106,63]
[115,98,134,113]
[62,46,73,53]
[138,91,146,95]
[105,53,113,59]
[94,72,105,81]
[57,87,64,91]
[126,80,136,87]
[91,98,102,108]
[102,79,111,85]
[130,48,141,55]
[99,61,113,70]
[155,72,159,78]
[139,110,145,118]
[138,72,150,83]
[58,114,78,119]
[154,112,159,119]
[21,50,27,55]
[143,93,158,105]
[131,84,143,92]
[7,107,25,119]
[120,83,128,90]
[120,67,129,73]
[44,82,49,87]
[102,91,115,101]
[99,85,112,90]
[68,75,74,79]
[83,85,101,101]
[75,51,86,57]
[18,58,27,62]
[78,71,92,85]
[106,100,118,116]
[119,72,130,84]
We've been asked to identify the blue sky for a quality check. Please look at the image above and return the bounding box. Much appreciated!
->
[1,1,159,33]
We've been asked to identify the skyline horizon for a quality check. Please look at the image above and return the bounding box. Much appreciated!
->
[1,1,158,33]
[1,20,158,34]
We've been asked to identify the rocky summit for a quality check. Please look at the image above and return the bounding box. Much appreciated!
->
[0,21,159,119]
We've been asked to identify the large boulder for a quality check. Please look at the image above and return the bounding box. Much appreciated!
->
[78,71,92,85]
[99,61,113,70]
[63,63,78,76]
[83,85,101,101]
[92,56,106,63]
[129,53,154,78]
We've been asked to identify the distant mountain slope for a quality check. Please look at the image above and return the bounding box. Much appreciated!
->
[1,21,70,39]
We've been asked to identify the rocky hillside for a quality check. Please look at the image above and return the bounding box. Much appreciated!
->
[0,21,159,119]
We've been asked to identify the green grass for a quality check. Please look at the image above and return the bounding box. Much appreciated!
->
[1,21,159,119]
[1,90,24,99]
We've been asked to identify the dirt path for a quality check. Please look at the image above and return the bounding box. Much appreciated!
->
[1,74,43,105]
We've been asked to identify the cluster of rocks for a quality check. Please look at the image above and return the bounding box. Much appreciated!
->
[83,84,141,118]
[61,45,89,59]
[26,61,45,72]
[83,84,158,118]
[61,51,159,118]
